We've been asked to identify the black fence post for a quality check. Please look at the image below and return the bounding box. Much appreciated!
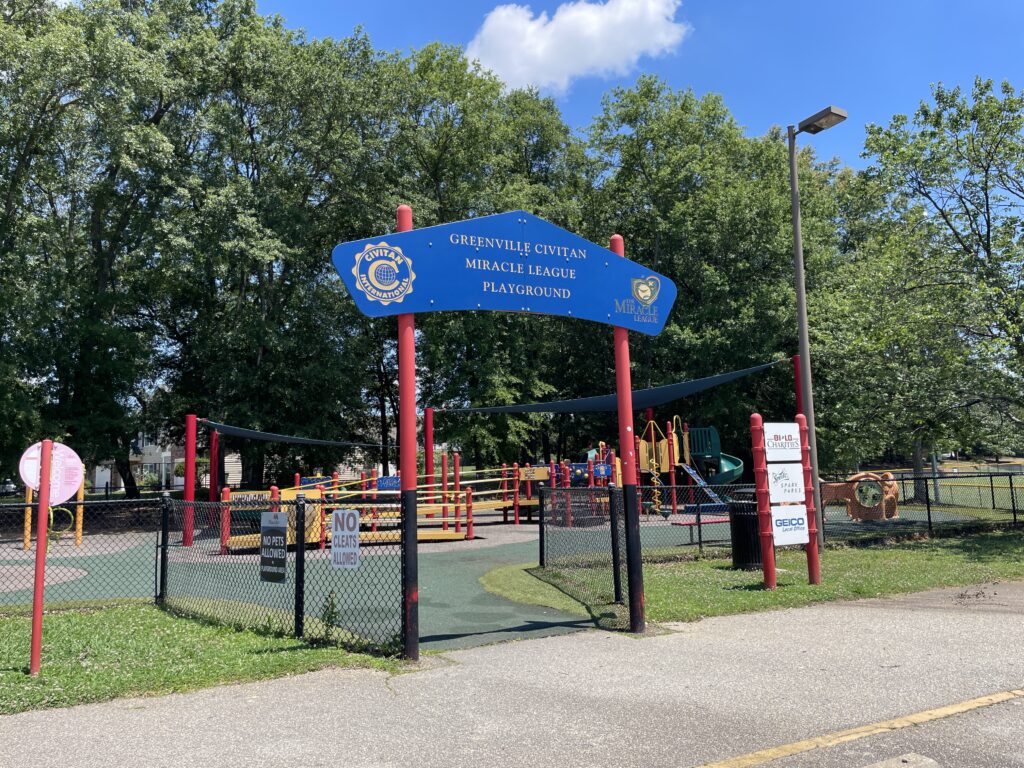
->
[697,501,704,556]
[990,474,997,510]
[1011,475,1018,527]
[294,494,306,639]
[622,483,644,633]
[538,490,546,568]
[924,477,933,535]
[157,493,170,605]
[105,481,110,500]
[609,489,623,604]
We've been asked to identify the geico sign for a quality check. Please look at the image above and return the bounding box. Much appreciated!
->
[774,516,806,528]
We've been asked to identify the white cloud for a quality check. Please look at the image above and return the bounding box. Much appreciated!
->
[466,0,690,94]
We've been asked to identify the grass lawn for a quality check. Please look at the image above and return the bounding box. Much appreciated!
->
[483,529,1024,625]
[0,605,398,715]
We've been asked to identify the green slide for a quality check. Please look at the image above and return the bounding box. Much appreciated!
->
[708,453,744,485]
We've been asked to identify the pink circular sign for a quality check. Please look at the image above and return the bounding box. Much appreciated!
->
[18,443,85,506]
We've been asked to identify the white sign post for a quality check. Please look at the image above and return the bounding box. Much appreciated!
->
[771,504,810,546]
[331,509,360,570]
[19,442,84,506]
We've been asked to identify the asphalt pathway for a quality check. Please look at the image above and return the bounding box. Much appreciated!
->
[2,580,1023,768]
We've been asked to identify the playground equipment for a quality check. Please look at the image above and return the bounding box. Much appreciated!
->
[822,471,900,521]
[632,417,745,518]
[22,481,85,551]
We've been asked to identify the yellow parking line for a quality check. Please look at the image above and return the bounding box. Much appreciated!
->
[695,688,1024,768]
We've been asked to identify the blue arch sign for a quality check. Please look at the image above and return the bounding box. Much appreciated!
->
[331,211,677,336]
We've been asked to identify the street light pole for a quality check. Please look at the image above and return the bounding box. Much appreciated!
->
[787,105,846,547]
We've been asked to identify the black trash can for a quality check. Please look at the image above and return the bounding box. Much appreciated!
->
[729,501,763,570]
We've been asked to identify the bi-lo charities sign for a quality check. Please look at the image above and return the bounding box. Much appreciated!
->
[332,211,678,335]
[762,422,809,546]
[19,442,84,507]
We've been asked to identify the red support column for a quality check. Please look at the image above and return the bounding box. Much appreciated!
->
[667,421,678,516]
[793,354,804,415]
[183,414,196,547]
[424,407,435,515]
[453,452,461,528]
[587,459,595,488]
[750,413,777,590]
[294,472,301,489]
[396,204,419,661]
[562,463,572,527]
[219,486,231,555]
[512,462,520,525]
[208,430,219,503]
[371,468,378,533]
[29,439,53,676]
[798,413,821,584]
[441,454,449,530]
[525,462,532,499]
[548,459,556,489]
[611,233,645,633]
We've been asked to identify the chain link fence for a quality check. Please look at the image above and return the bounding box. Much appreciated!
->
[163,497,402,652]
[536,487,629,629]
[1,493,403,654]
[821,472,1021,541]
[0,498,162,613]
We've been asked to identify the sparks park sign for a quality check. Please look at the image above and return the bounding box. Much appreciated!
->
[331,509,360,570]
[331,211,678,335]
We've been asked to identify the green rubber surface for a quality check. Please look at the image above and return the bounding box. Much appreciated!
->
[419,540,590,651]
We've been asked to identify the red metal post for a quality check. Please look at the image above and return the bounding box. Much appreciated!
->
[370,468,379,533]
[294,472,301,489]
[208,429,219,502]
[525,462,532,499]
[317,484,327,550]
[466,487,474,540]
[667,421,678,516]
[183,414,196,546]
[684,421,694,504]
[797,413,821,584]
[396,204,419,661]
[548,459,556,489]
[219,486,231,555]
[793,354,804,416]
[611,233,645,633]
[512,462,520,525]
[750,413,777,590]
[587,459,595,487]
[424,407,435,510]
[453,452,461,529]
[29,439,53,676]
[563,463,572,527]
[441,454,449,530]
[332,471,339,491]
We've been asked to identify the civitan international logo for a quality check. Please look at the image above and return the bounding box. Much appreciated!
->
[352,242,415,306]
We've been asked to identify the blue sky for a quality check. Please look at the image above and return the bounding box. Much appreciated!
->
[256,0,1024,168]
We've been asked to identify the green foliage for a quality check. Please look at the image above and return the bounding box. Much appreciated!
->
[1,3,1019,477]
